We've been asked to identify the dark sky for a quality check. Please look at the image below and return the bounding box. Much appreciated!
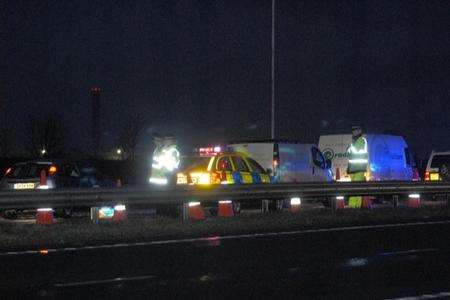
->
[3,0,450,157]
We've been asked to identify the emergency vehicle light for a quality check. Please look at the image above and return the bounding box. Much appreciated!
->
[198,146,222,156]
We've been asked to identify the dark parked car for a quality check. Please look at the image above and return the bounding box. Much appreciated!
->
[0,159,117,191]
[0,159,81,190]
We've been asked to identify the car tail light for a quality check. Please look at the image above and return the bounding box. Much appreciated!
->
[5,167,12,175]
[48,165,58,175]
[424,171,430,181]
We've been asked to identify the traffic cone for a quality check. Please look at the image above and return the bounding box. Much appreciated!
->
[40,169,47,187]
[113,205,127,221]
[408,194,420,208]
[218,200,234,217]
[188,202,205,220]
[336,196,345,209]
[362,196,372,209]
[290,197,301,213]
[36,208,54,225]
[335,168,341,181]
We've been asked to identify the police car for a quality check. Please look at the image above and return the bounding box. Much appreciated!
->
[176,146,271,185]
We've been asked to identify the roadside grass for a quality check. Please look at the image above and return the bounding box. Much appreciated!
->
[1,205,450,252]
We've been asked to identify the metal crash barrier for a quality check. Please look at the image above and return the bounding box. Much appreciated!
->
[0,181,449,222]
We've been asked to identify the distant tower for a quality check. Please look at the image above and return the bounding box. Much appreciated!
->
[90,86,101,158]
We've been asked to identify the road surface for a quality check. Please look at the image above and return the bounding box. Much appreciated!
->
[1,221,450,299]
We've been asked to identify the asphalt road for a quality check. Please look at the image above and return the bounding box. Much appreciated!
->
[1,221,450,299]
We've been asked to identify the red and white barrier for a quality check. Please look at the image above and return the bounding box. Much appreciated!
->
[113,204,127,221]
[36,208,54,225]
[188,202,205,220]
[407,194,421,208]
[290,197,301,213]
[336,196,345,209]
[218,200,234,217]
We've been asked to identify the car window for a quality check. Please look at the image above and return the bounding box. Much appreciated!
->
[246,157,266,174]
[231,156,250,172]
[7,163,54,179]
[6,164,29,178]
[311,147,325,169]
[430,154,450,169]
[216,156,233,172]
[404,148,411,166]
[179,156,211,171]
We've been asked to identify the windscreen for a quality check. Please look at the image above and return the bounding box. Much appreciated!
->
[6,163,54,179]
[430,155,450,168]
[178,157,210,172]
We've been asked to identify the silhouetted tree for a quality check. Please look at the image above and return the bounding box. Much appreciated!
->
[0,113,12,157]
[24,115,67,157]
[117,114,144,161]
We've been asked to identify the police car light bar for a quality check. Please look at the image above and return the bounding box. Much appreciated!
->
[198,146,222,156]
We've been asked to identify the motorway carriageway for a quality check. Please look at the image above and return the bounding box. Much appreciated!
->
[1,220,450,299]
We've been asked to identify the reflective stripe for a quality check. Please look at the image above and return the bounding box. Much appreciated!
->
[232,172,243,184]
[349,159,368,164]
[241,173,253,183]
[251,172,262,184]
[149,177,168,185]
[349,137,368,154]
[349,144,367,155]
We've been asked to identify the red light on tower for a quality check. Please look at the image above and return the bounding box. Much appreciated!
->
[90,86,101,94]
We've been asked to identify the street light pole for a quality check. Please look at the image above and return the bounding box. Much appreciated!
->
[271,0,275,140]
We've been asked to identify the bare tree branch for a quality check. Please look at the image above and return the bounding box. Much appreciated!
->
[24,115,67,157]
[117,114,145,161]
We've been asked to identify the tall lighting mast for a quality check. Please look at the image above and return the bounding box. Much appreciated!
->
[271,0,275,140]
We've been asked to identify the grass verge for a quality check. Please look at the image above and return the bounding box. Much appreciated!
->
[1,206,450,252]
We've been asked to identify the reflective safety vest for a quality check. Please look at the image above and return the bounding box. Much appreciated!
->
[347,136,368,174]
[149,144,181,185]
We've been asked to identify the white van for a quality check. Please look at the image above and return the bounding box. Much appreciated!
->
[424,151,450,181]
[227,141,333,183]
[318,134,417,181]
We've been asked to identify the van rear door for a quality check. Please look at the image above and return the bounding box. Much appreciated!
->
[310,146,331,181]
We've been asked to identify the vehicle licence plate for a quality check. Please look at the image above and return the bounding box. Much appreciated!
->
[430,173,440,181]
[13,183,35,190]
[177,174,188,185]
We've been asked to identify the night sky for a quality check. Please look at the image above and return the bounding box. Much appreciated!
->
[3,0,450,157]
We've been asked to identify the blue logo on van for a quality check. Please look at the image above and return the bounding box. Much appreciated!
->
[322,148,335,160]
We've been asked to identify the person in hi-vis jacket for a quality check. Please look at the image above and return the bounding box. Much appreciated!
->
[347,126,368,208]
[149,135,180,185]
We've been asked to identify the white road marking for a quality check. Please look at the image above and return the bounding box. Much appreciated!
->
[54,274,156,288]
[386,291,450,300]
[378,248,436,256]
[1,220,450,256]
